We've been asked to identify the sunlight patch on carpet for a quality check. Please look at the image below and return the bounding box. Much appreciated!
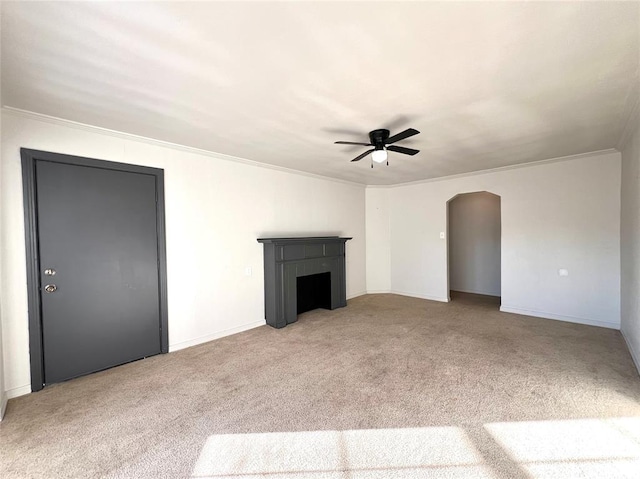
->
[191,426,494,478]
[485,417,640,479]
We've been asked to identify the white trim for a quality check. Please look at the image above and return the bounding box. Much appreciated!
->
[499,306,619,330]
[3,320,266,401]
[169,320,266,353]
[4,107,621,190]
[367,290,450,302]
[2,107,366,189]
[346,291,367,300]
[366,149,619,189]
[6,384,31,400]
[390,290,450,303]
[450,288,501,297]
[621,329,640,376]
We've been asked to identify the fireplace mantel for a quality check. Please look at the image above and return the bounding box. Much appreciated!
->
[257,236,352,328]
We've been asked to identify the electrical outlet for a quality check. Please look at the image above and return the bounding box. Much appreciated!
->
[559,269,569,277]
[245,267,252,276]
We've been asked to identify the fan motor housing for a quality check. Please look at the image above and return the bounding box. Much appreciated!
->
[369,129,390,148]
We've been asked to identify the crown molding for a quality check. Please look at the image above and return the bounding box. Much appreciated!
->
[2,106,366,189]
[3,106,620,190]
[366,148,619,189]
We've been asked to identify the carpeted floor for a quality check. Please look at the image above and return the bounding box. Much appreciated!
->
[1,293,640,479]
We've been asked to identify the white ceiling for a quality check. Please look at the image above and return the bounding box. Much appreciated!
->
[2,1,639,185]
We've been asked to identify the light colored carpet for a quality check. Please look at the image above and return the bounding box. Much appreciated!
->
[1,292,639,479]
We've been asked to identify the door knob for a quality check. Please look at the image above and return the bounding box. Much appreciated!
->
[44,284,57,293]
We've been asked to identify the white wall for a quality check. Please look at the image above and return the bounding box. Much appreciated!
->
[448,192,501,297]
[367,151,621,329]
[365,188,390,293]
[620,102,640,373]
[0,109,628,400]
[0,8,6,419]
[0,110,367,399]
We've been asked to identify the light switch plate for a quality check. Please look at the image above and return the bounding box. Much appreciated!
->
[559,269,569,276]
[440,232,445,239]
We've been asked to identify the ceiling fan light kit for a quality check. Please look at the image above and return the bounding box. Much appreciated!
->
[334,127,420,167]
[371,148,388,164]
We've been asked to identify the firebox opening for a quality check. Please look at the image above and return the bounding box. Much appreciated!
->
[297,272,331,314]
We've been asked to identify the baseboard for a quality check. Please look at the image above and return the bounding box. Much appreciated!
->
[346,291,367,300]
[2,322,267,402]
[169,320,266,353]
[451,288,500,297]
[390,290,450,303]
[6,384,31,400]
[621,329,640,376]
[499,306,619,330]
[362,290,450,303]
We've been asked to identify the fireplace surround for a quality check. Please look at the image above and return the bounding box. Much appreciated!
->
[257,236,352,328]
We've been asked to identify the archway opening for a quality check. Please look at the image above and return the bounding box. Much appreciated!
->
[447,191,501,307]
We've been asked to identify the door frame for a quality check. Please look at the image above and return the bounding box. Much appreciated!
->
[446,190,502,302]
[21,148,169,392]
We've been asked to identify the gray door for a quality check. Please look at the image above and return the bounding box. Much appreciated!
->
[35,160,162,384]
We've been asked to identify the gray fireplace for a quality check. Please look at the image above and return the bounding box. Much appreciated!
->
[257,236,352,328]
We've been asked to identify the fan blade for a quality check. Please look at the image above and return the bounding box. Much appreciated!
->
[351,149,375,162]
[385,128,420,144]
[335,141,372,146]
[387,145,419,156]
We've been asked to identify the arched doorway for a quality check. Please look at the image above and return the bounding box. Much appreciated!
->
[447,191,501,306]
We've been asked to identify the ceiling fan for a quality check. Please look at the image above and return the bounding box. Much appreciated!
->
[334,128,420,166]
